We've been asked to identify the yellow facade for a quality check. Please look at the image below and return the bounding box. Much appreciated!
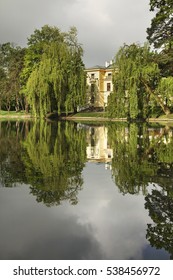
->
[85,62,113,108]
[86,126,113,168]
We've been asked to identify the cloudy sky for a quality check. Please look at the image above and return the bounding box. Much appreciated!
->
[0,0,153,67]
[0,163,168,260]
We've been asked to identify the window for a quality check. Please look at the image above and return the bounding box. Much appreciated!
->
[91,73,95,79]
[107,83,111,91]
[91,84,95,93]
[90,84,95,104]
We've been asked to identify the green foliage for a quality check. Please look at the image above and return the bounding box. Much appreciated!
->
[108,123,153,194]
[154,48,173,77]
[108,7,173,119]
[0,120,87,205]
[147,0,173,49]
[108,44,159,119]
[1,120,173,257]
[147,0,173,76]
[64,27,86,113]
[21,25,86,117]
[21,121,86,205]
[108,43,173,118]
[108,122,173,195]
[0,43,25,111]
[0,121,28,187]
[156,77,173,109]
[145,188,173,259]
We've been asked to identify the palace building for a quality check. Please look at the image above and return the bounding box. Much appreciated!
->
[85,61,115,109]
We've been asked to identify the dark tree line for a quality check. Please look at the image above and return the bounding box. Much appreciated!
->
[0,25,86,117]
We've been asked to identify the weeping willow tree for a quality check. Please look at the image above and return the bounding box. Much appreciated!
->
[156,77,173,111]
[21,25,86,118]
[108,122,153,195]
[64,27,86,114]
[26,42,68,117]
[108,43,173,119]
[21,121,86,206]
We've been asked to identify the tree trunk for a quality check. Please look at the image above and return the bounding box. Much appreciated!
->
[25,98,29,113]
[143,80,170,115]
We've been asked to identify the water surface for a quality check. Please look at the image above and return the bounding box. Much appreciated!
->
[0,120,172,259]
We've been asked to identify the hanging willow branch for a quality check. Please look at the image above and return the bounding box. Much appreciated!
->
[108,43,173,119]
[142,78,171,115]
[23,26,86,118]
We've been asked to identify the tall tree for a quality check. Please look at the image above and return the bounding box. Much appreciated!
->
[20,25,63,89]
[147,0,173,76]
[64,27,86,114]
[0,43,25,111]
[26,41,69,117]
[20,25,64,113]
[21,25,86,117]
[107,43,173,118]
[147,0,173,49]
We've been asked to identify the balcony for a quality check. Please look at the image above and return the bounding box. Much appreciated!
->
[104,76,112,81]
[90,77,98,83]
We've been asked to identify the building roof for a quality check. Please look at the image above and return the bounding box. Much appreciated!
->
[86,65,105,70]
[106,64,113,69]
[86,63,114,71]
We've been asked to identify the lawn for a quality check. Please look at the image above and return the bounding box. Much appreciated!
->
[158,114,173,119]
[0,110,31,118]
[73,111,108,118]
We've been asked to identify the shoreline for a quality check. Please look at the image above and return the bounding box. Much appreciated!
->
[0,114,32,119]
[60,115,173,123]
[60,116,127,122]
[0,113,173,123]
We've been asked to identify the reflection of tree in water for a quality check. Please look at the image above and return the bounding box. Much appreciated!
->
[145,125,173,259]
[21,121,86,206]
[108,123,173,195]
[108,122,173,258]
[108,123,154,195]
[0,121,86,206]
[0,121,30,187]
[145,188,173,259]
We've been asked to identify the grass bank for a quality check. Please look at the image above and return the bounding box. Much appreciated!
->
[73,112,107,118]
[1,110,173,123]
[149,114,173,124]
[0,110,31,119]
[62,112,173,124]
[61,111,127,122]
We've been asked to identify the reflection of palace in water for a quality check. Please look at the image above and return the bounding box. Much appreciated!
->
[81,124,173,170]
[148,127,173,143]
[86,126,113,169]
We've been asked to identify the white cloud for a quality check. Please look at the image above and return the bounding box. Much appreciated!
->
[73,163,152,259]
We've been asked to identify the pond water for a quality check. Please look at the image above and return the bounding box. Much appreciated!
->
[0,120,172,260]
